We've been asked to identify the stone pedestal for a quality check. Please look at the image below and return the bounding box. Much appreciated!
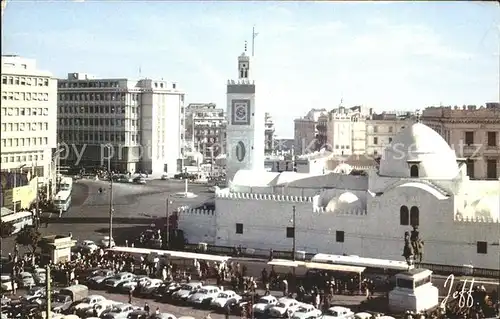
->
[388,268,439,313]
[40,234,77,264]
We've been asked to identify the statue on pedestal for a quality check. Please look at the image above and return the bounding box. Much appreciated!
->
[402,231,414,266]
[410,226,424,264]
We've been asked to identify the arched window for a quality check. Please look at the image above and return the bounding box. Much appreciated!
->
[400,206,409,225]
[410,206,419,227]
[410,165,419,177]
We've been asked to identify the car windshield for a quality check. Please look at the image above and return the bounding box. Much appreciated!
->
[296,307,311,313]
[22,274,32,279]
[81,297,91,303]
[218,293,230,298]
[258,298,270,304]
[54,295,67,303]
[180,284,194,290]
[325,310,339,316]
[197,289,208,294]
[276,302,287,308]
[111,306,123,312]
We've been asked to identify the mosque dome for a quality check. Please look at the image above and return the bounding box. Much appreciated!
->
[325,192,360,212]
[379,123,459,179]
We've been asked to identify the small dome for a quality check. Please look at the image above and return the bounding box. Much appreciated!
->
[332,163,353,175]
[379,123,459,179]
[325,192,360,212]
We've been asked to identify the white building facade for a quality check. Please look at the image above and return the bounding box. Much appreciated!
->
[57,74,185,176]
[422,104,500,180]
[1,55,57,178]
[179,122,500,270]
[225,50,265,182]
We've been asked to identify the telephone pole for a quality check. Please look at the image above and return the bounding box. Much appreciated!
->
[292,205,296,261]
[45,265,51,319]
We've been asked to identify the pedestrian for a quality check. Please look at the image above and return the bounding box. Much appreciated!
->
[128,288,133,304]
[155,307,160,315]
[144,302,150,314]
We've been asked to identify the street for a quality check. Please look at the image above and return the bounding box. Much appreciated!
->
[1,178,213,255]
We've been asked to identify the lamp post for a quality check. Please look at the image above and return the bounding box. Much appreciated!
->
[13,164,26,214]
[106,145,114,248]
[165,196,173,248]
[292,205,296,261]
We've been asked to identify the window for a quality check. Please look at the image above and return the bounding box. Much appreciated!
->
[465,131,474,145]
[466,159,475,179]
[487,132,497,147]
[235,223,243,234]
[389,137,392,143]
[400,206,409,225]
[373,126,378,133]
[486,159,497,179]
[373,137,378,145]
[410,165,419,177]
[477,241,487,254]
[336,231,344,243]
[286,227,295,238]
[410,206,419,227]
[388,126,393,133]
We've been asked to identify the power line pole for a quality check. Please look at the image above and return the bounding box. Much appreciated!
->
[107,147,114,248]
[45,265,51,319]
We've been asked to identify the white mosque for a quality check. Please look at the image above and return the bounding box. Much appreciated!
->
[178,49,500,270]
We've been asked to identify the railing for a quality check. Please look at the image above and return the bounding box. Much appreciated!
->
[182,243,500,278]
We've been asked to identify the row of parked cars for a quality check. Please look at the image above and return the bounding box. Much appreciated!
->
[83,269,394,319]
[1,267,47,292]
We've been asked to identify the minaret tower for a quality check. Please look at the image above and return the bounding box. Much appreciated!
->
[225,41,265,182]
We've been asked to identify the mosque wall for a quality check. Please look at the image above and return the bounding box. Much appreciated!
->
[177,208,217,244]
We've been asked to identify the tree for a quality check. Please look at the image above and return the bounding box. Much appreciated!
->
[15,226,42,265]
[0,221,15,238]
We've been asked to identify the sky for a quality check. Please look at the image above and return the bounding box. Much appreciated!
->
[2,1,499,138]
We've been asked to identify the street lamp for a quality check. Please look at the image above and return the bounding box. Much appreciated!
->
[105,145,114,248]
[292,205,296,261]
[165,196,173,249]
[13,164,26,214]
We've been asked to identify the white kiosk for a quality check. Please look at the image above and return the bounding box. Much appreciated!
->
[388,268,439,313]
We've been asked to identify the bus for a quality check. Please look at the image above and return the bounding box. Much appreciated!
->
[1,211,33,235]
[53,190,72,212]
[60,177,73,192]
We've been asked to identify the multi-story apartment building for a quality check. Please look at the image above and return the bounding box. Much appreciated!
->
[293,108,328,155]
[1,56,57,179]
[365,111,416,157]
[184,103,225,161]
[422,104,500,180]
[57,73,185,176]
[264,112,275,155]
[326,105,370,156]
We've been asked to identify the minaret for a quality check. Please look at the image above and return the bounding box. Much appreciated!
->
[225,41,265,182]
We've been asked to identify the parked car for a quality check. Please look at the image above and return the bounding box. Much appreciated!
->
[104,272,135,289]
[17,272,35,288]
[21,287,45,302]
[119,276,150,294]
[157,282,182,302]
[87,270,115,289]
[322,306,355,319]
[0,275,17,292]
[134,278,163,297]
[32,268,47,285]
[172,282,202,303]
[78,240,99,253]
[101,303,135,319]
[133,176,146,185]
[253,295,279,315]
[84,299,119,318]
[73,294,107,315]
[188,285,220,307]
[210,290,242,309]
[150,313,177,319]
[268,298,302,318]
[293,304,323,319]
